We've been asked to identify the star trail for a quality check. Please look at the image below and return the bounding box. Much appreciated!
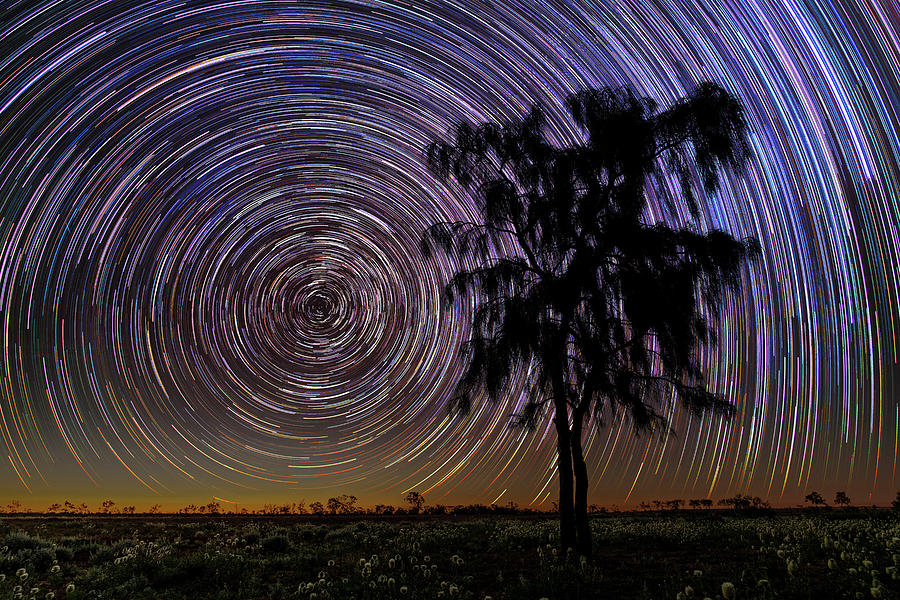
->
[1,0,899,509]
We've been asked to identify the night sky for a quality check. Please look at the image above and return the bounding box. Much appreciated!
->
[1,0,899,511]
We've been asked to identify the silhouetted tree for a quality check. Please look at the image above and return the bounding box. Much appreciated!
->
[834,491,851,507]
[805,491,826,507]
[148,504,161,514]
[753,497,770,509]
[893,491,900,512]
[405,491,425,514]
[717,494,768,511]
[100,499,115,514]
[309,501,324,515]
[700,499,713,509]
[327,495,358,515]
[688,499,701,510]
[423,82,757,555]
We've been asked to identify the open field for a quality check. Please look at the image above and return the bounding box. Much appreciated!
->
[1,512,899,599]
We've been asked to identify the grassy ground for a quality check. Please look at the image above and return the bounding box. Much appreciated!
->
[1,512,898,599]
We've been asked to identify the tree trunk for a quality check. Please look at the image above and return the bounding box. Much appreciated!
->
[571,404,592,557]
[553,393,576,551]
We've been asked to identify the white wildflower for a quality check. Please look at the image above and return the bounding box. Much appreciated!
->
[721,582,736,600]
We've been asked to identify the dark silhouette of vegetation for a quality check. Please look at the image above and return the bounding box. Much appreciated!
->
[805,491,827,507]
[405,491,425,514]
[4,494,896,517]
[718,494,771,511]
[834,491,851,507]
[422,82,759,555]
[326,494,358,514]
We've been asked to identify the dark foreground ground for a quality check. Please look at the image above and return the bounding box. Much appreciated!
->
[1,512,898,599]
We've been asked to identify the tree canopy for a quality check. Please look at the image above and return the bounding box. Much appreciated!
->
[423,82,760,554]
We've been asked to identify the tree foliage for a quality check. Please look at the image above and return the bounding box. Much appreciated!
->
[423,82,759,552]
[405,491,425,513]
[805,491,827,506]
[424,82,758,431]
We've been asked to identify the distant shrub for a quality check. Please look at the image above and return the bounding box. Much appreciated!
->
[3,531,47,552]
[243,530,260,545]
[91,544,118,564]
[295,524,324,541]
[28,547,57,572]
[0,546,57,574]
[60,536,102,557]
[54,545,75,562]
[153,553,209,588]
[323,524,357,544]
[261,534,291,553]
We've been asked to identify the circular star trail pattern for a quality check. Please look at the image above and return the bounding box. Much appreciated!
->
[0,0,898,505]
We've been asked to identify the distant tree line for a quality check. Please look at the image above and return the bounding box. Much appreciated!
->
[803,490,856,508]
[1,490,897,515]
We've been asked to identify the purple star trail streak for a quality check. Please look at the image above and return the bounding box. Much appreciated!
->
[0,0,898,508]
